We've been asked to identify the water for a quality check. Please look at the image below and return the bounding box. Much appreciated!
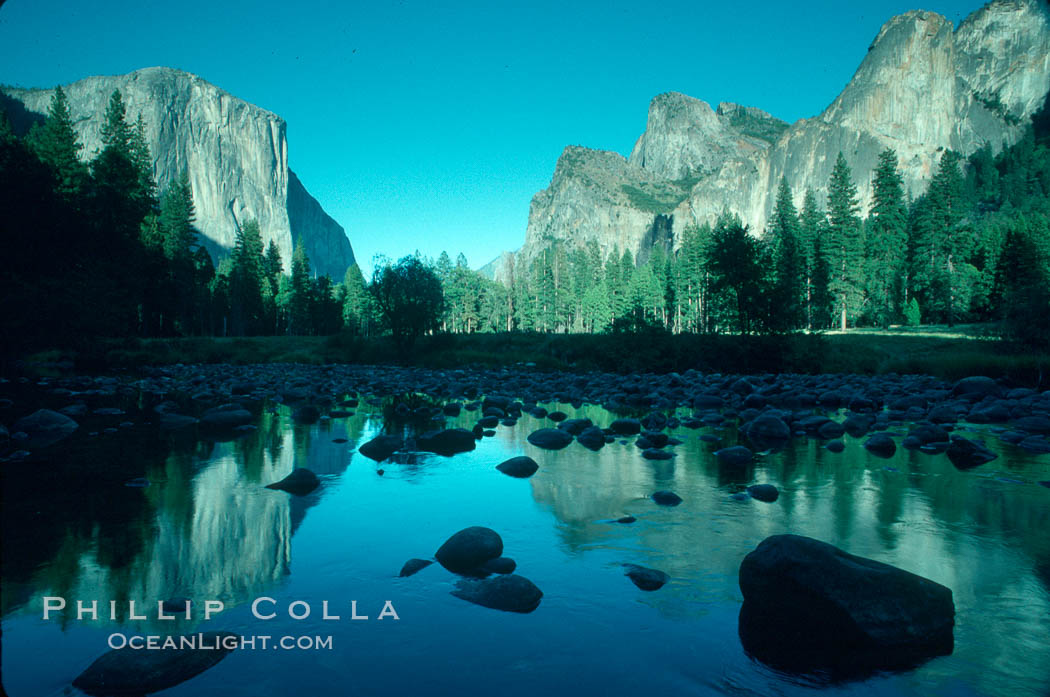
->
[2,399,1049,697]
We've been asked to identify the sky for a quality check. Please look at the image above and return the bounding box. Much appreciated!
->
[0,0,988,276]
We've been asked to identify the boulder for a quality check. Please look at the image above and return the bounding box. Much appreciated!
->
[818,420,846,439]
[72,631,239,696]
[358,434,404,462]
[527,428,574,450]
[12,409,78,448]
[951,376,1002,400]
[479,557,517,575]
[739,535,954,672]
[451,574,543,613]
[1014,415,1050,434]
[624,563,669,591]
[159,412,198,430]
[416,428,476,456]
[496,456,539,478]
[265,468,320,496]
[435,526,503,573]
[557,418,593,435]
[575,426,606,451]
[825,440,845,453]
[642,448,674,460]
[945,436,998,470]
[746,414,791,441]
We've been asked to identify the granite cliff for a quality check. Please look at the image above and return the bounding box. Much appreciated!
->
[493,0,1050,279]
[2,67,354,278]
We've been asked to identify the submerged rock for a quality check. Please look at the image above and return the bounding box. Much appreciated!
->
[642,448,674,460]
[12,409,78,448]
[576,426,607,451]
[200,404,252,430]
[496,455,539,478]
[265,468,320,496]
[715,445,753,467]
[435,526,504,573]
[738,535,954,673]
[527,428,574,450]
[398,558,434,578]
[864,433,897,458]
[358,434,404,462]
[651,490,683,506]
[624,563,669,591]
[72,631,239,696]
[451,574,543,613]
[291,405,321,424]
[479,557,517,575]
[609,418,642,435]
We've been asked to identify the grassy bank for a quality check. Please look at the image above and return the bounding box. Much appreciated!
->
[21,325,1050,386]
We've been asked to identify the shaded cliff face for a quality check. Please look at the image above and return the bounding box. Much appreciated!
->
[3,67,354,278]
[509,0,1050,272]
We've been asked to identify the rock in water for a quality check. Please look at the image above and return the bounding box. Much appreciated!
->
[946,435,998,470]
[398,558,434,578]
[496,456,539,478]
[451,574,543,613]
[12,409,78,448]
[358,434,404,462]
[479,557,517,575]
[291,405,321,424]
[609,418,642,435]
[526,428,574,450]
[715,445,753,467]
[738,535,954,673]
[576,426,607,451]
[435,526,504,573]
[864,433,897,458]
[746,483,779,503]
[651,490,683,506]
[265,468,320,496]
[72,630,238,696]
[416,428,476,456]
[624,564,670,591]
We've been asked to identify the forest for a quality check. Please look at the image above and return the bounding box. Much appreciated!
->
[1,87,1049,361]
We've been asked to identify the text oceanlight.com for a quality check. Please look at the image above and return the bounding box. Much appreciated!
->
[107,633,334,651]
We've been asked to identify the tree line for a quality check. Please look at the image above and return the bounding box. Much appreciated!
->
[2,87,1049,359]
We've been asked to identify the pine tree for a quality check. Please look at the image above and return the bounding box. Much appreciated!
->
[342,263,372,335]
[769,177,804,331]
[865,149,908,326]
[288,239,313,335]
[826,152,865,329]
[229,220,266,335]
[799,189,825,329]
[26,86,85,197]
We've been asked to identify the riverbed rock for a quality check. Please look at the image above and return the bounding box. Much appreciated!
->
[358,434,404,462]
[496,455,539,478]
[265,468,320,495]
[642,448,674,460]
[416,428,476,456]
[72,631,239,696]
[747,484,780,503]
[945,436,998,469]
[864,433,897,458]
[651,490,683,506]
[12,409,78,448]
[715,445,753,467]
[200,404,252,430]
[739,534,954,671]
[527,428,574,450]
[557,418,593,435]
[952,376,1002,400]
[818,420,846,439]
[825,439,845,453]
[576,426,607,451]
[609,418,642,435]
[479,557,517,575]
[435,526,504,573]
[451,574,543,613]
[398,558,434,577]
[746,414,791,442]
[624,563,670,591]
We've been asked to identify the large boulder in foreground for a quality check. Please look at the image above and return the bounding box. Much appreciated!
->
[738,535,954,674]
[73,631,238,696]
[435,526,504,573]
[451,574,543,613]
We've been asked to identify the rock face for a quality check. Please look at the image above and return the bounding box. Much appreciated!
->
[2,67,354,278]
[490,0,1050,277]
[738,535,955,673]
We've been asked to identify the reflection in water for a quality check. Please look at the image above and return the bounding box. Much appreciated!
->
[2,398,1049,697]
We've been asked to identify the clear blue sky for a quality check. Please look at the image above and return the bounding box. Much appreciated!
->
[0,0,986,276]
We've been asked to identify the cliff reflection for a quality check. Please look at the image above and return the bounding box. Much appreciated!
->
[0,406,357,628]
